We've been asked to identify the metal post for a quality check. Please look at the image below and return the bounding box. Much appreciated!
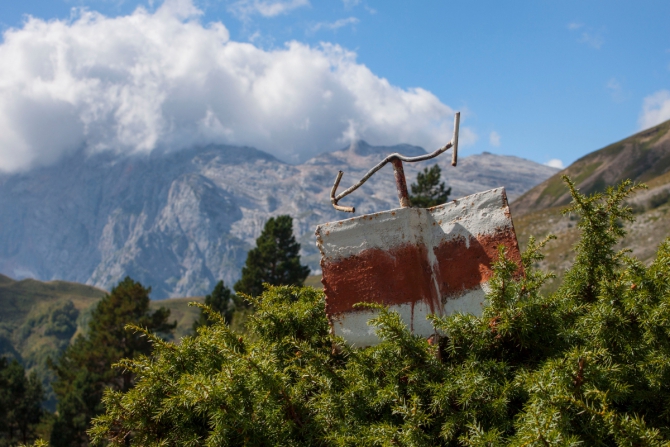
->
[391,157,411,208]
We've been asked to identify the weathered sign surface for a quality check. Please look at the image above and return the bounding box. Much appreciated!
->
[315,187,522,347]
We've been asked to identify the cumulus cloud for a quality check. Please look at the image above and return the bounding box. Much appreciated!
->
[545,159,564,169]
[489,131,500,147]
[0,0,472,172]
[639,90,670,130]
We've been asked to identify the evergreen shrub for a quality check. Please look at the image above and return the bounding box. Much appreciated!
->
[90,178,670,446]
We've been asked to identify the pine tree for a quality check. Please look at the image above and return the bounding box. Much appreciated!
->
[90,178,670,446]
[409,164,451,208]
[49,277,175,447]
[234,215,309,298]
[193,280,235,331]
[0,358,44,445]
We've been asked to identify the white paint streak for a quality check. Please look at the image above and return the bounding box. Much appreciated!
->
[330,288,488,347]
[331,302,437,347]
[316,188,510,261]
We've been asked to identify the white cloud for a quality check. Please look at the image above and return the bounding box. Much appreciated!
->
[639,90,670,130]
[568,22,603,49]
[310,17,359,33]
[606,78,623,101]
[489,131,500,147]
[580,32,604,49]
[545,159,564,169]
[0,0,472,172]
[229,0,309,19]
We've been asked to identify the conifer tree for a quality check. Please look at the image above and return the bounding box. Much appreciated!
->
[0,358,44,445]
[234,215,309,298]
[193,280,235,331]
[90,178,670,446]
[50,277,175,447]
[409,164,451,207]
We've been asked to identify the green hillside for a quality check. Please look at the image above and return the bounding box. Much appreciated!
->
[0,274,204,409]
[0,275,107,408]
[511,120,670,291]
[512,119,670,216]
[304,274,323,289]
[150,296,204,341]
[0,275,107,364]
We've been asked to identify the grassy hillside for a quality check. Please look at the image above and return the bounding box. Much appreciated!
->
[0,275,106,364]
[511,121,670,291]
[304,274,324,289]
[0,275,205,409]
[150,296,204,341]
[0,275,107,408]
[512,119,670,217]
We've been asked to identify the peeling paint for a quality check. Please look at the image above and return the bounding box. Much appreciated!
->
[315,188,522,347]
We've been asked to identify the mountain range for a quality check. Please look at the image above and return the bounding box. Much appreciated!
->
[0,141,558,298]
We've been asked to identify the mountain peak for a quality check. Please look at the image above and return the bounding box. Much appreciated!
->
[343,140,427,158]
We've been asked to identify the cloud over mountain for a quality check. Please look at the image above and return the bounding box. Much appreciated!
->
[0,0,470,172]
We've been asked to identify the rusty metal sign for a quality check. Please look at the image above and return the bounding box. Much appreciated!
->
[314,112,523,347]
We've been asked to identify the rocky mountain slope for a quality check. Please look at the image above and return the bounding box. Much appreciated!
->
[512,119,670,216]
[0,142,558,298]
[511,120,670,290]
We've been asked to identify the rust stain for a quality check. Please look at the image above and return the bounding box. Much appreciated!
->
[322,243,439,316]
[432,228,522,301]
[322,228,522,317]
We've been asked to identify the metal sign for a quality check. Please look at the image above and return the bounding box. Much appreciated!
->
[315,112,523,347]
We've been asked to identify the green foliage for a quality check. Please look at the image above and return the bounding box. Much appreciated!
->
[0,357,44,446]
[49,277,176,447]
[193,280,235,331]
[43,301,79,339]
[89,178,670,446]
[234,215,310,298]
[409,164,451,208]
[18,440,48,447]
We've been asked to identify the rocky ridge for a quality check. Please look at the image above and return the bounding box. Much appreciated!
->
[0,142,558,298]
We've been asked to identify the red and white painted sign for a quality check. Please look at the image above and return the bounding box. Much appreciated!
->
[315,187,522,347]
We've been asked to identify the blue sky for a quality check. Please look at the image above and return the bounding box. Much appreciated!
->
[0,0,669,171]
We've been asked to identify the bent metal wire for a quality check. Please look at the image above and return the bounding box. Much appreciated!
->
[330,112,460,213]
